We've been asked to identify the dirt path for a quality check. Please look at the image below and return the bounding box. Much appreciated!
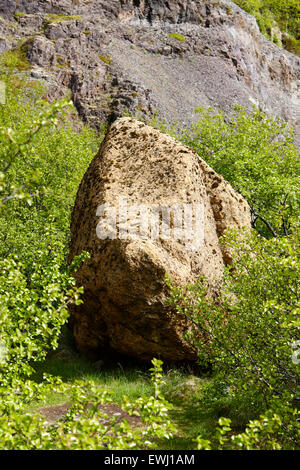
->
[39,402,142,427]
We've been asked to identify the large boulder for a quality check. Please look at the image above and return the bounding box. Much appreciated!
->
[68,117,250,362]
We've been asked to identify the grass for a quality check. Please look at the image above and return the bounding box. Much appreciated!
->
[32,357,154,402]
[29,358,216,449]
[14,12,27,18]
[159,401,218,450]
[0,41,31,72]
[28,343,257,449]
[25,328,221,450]
[26,322,260,449]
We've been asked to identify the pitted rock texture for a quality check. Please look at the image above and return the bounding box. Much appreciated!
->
[68,117,251,362]
[0,1,299,143]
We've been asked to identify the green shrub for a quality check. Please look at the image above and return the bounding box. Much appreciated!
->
[0,78,99,259]
[233,0,300,54]
[0,90,92,385]
[179,106,300,238]
[196,411,297,450]
[167,229,300,449]
[0,89,173,450]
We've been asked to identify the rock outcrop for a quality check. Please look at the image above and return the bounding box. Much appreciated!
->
[68,117,250,362]
[0,1,299,143]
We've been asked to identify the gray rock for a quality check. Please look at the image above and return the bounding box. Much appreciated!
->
[0,0,299,144]
[27,36,56,67]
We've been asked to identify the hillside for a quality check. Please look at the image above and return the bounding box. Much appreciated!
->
[0,0,299,143]
[233,0,300,55]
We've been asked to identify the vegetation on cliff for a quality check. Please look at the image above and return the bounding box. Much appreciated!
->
[233,0,300,54]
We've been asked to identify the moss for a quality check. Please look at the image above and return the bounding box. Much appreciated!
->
[14,12,27,19]
[282,34,300,55]
[44,14,82,25]
[57,62,70,68]
[56,54,64,63]
[83,30,91,35]
[168,33,186,42]
[98,55,112,65]
[56,55,70,68]
[0,41,31,72]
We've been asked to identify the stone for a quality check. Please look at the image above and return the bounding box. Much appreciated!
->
[93,359,105,371]
[68,117,251,362]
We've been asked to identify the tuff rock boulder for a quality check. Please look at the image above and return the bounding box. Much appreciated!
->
[68,117,251,362]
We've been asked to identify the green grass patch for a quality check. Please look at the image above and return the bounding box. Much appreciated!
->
[26,330,223,450]
[0,41,31,72]
[168,33,186,42]
[14,12,27,19]
[44,14,82,25]
[29,350,255,450]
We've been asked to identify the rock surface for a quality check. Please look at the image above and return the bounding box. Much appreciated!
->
[68,117,250,361]
[0,0,299,143]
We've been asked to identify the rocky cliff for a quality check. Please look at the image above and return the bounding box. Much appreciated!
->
[0,0,299,142]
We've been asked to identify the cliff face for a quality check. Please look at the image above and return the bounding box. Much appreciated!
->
[0,0,299,142]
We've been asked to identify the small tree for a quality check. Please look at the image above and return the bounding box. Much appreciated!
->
[180,106,299,238]
[167,229,300,448]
